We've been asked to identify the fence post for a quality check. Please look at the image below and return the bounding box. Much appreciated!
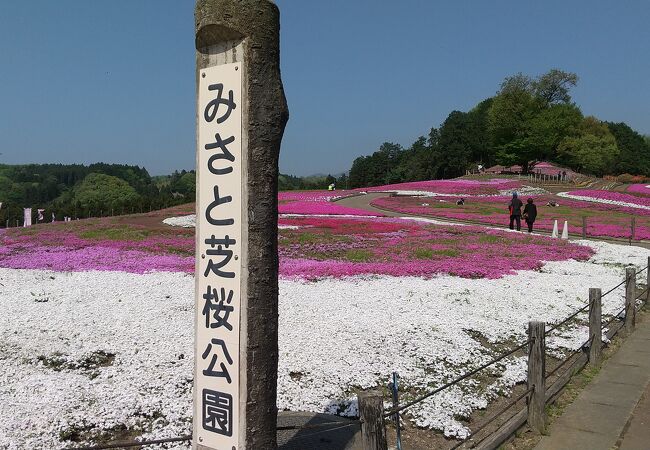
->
[589,288,602,366]
[647,257,650,306]
[625,267,636,334]
[358,390,388,450]
[582,216,587,239]
[390,372,402,450]
[527,321,546,433]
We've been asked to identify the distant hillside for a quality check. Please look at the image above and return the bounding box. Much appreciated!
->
[347,69,650,189]
[279,172,348,190]
[0,163,195,225]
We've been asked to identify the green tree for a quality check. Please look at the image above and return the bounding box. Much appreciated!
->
[74,173,141,211]
[175,172,196,197]
[489,69,580,171]
[348,142,404,187]
[466,98,495,165]
[524,103,583,161]
[437,111,473,178]
[557,117,619,176]
[606,122,650,176]
[488,78,542,169]
[532,69,579,106]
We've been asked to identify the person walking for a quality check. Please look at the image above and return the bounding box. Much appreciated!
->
[508,192,523,231]
[523,198,538,233]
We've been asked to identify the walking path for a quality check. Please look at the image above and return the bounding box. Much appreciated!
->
[534,316,650,450]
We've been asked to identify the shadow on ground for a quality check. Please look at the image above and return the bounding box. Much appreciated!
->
[278,411,361,450]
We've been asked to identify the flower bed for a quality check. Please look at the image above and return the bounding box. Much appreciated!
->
[361,178,522,196]
[0,219,194,273]
[279,216,593,279]
[278,190,380,216]
[559,190,650,209]
[627,184,650,196]
[1,212,595,280]
[371,195,650,240]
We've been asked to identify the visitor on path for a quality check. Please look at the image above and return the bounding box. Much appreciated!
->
[508,192,523,231]
[456,198,465,206]
[523,198,537,233]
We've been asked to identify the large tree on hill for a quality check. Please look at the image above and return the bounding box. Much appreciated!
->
[524,103,584,162]
[488,69,580,171]
[487,76,542,169]
[532,69,579,106]
[606,122,650,176]
[557,117,619,176]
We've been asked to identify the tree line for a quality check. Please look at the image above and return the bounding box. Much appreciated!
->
[0,163,196,226]
[347,69,650,188]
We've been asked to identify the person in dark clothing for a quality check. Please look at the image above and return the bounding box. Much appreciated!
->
[508,192,523,231]
[523,198,538,233]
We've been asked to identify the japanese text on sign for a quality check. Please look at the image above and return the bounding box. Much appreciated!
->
[196,62,242,448]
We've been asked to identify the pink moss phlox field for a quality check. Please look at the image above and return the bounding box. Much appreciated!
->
[0,220,194,274]
[568,190,650,207]
[1,205,594,279]
[360,178,521,195]
[627,184,650,196]
[278,190,380,216]
[278,216,594,280]
[370,195,650,240]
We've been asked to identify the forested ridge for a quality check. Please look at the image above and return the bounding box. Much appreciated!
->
[347,69,650,188]
[0,163,195,224]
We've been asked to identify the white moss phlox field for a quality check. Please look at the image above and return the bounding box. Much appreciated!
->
[0,241,648,448]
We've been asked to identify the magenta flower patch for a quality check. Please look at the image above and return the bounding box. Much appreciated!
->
[277,216,594,280]
[278,190,380,216]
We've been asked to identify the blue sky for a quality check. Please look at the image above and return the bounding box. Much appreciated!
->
[0,1,648,176]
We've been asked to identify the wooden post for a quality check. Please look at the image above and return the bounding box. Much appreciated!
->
[582,216,587,239]
[527,321,546,433]
[194,1,288,449]
[358,391,388,450]
[625,267,636,334]
[588,288,602,366]
[647,257,650,306]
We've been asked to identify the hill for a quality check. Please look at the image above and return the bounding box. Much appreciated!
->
[0,163,195,225]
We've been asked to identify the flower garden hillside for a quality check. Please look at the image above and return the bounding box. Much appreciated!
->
[1,190,648,448]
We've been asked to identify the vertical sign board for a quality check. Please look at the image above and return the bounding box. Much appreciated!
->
[23,208,32,227]
[195,61,242,448]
